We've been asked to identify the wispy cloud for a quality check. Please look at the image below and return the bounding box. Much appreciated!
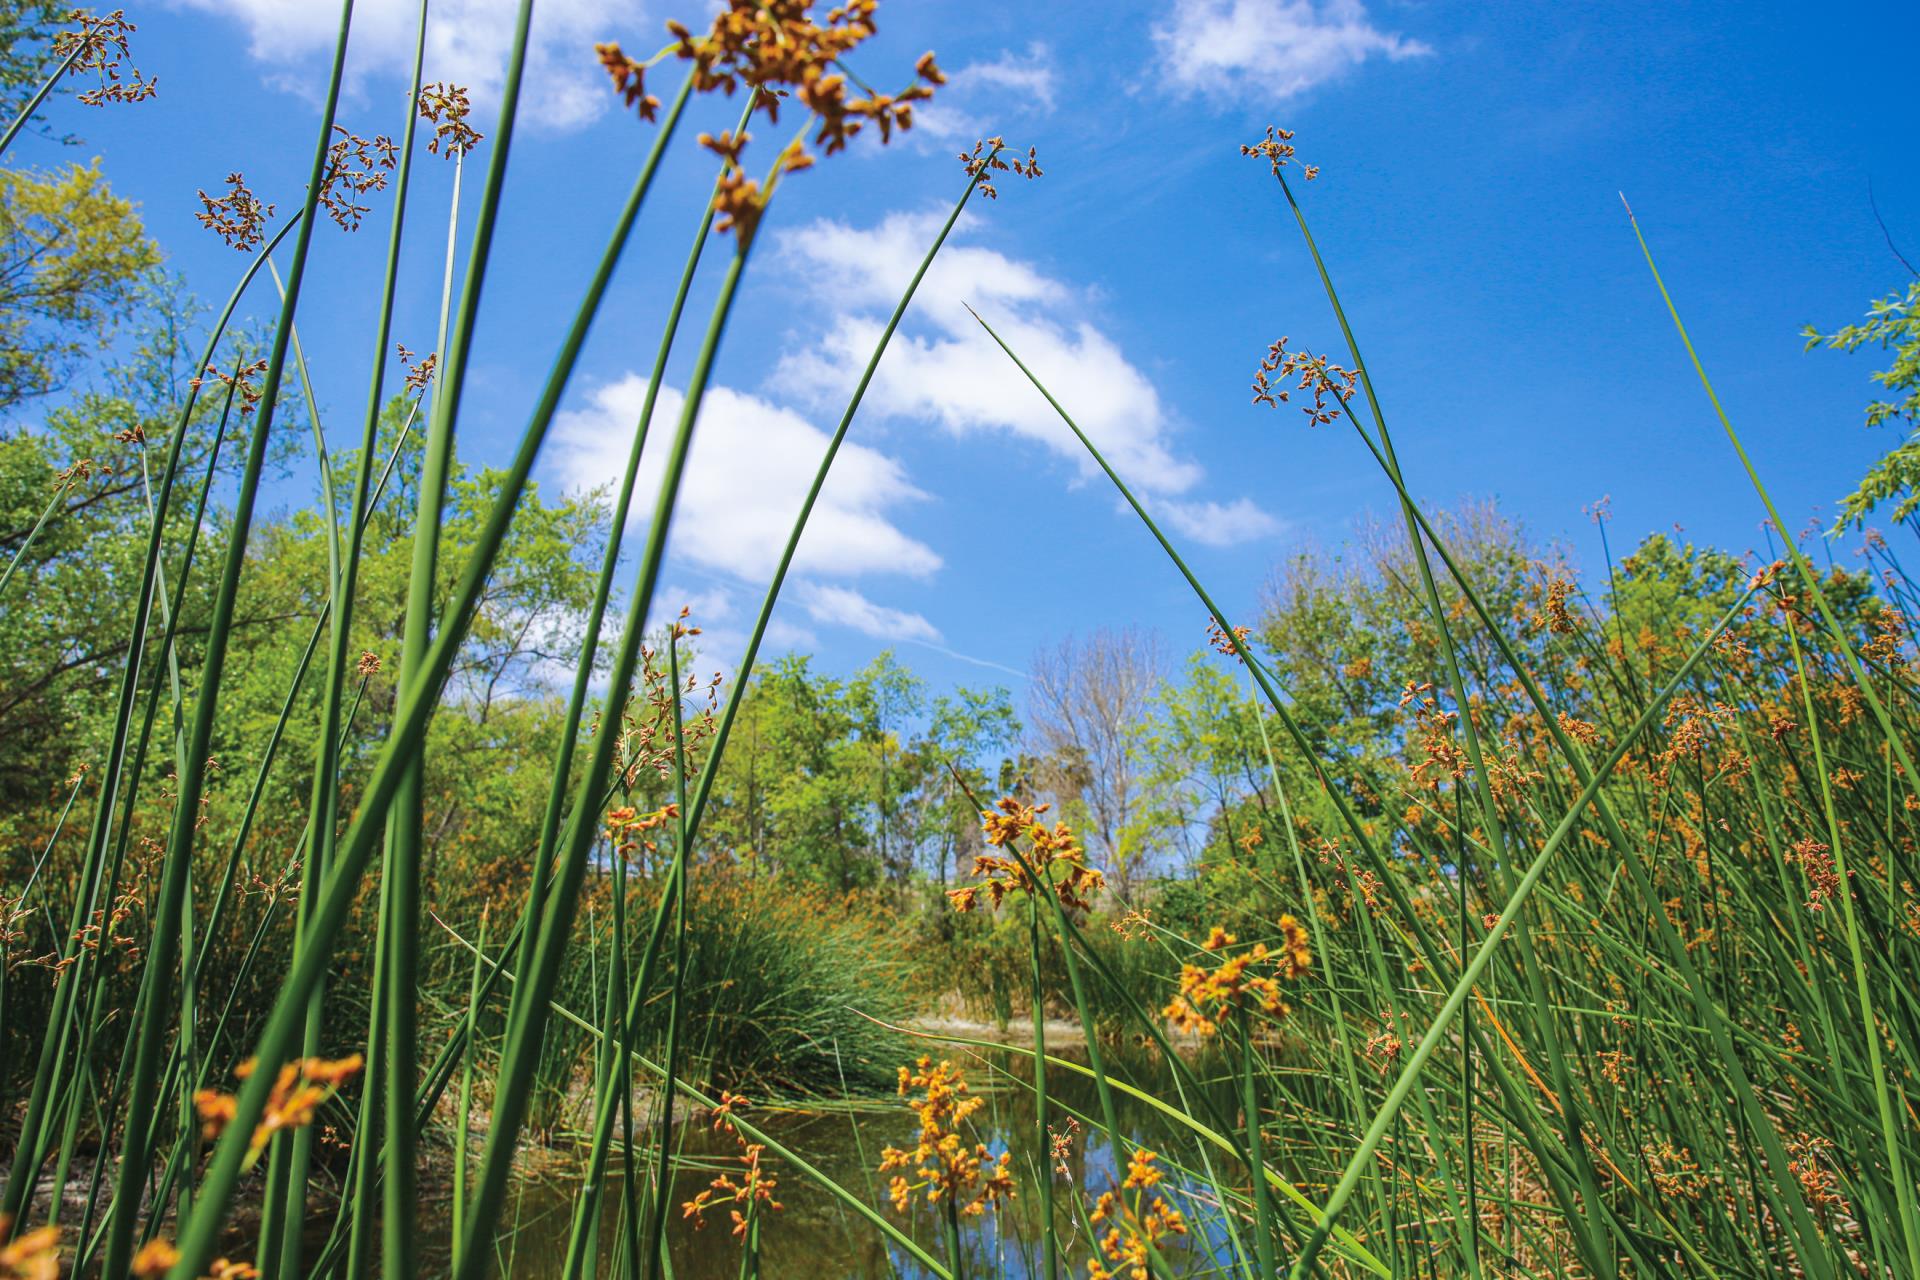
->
[912,43,1057,144]
[795,583,941,644]
[551,379,940,583]
[176,0,638,129]
[773,209,1281,546]
[1151,0,1431,104]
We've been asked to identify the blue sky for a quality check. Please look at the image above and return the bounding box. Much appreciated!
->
[19,0,1919,699]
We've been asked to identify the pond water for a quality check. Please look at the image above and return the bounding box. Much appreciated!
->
[428,1038,1254,1278]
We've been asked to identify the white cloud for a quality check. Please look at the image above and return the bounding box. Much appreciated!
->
[1159,496,1284,546]
[637,583,819,683]
[1151,0,1430,103]
[912,43,1056,144]
[795,583,941,644]
[773,210,1278,541]
[764,617,819,650]
[550,377,941,582]
[175,0,640,129]
[655,582,737,627]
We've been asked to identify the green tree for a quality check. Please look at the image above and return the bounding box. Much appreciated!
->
[1806,278,1920,529]
[0,160,158,411]
[915,682,1018,883]
[0,285,287,814]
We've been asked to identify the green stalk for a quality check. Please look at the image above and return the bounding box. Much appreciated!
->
[944,1191,966,1280]
[0,483,61,600]
[551,143,991,1280]
[641,628,695,1280]
[1029,892,1058,1280]
[0,208,304,1225]
[0,38,82,159]
[1628,199,1920,1279]
[452,909,489,1273]
[100,5,356,1273]
[453,174,752,1280]
[381,5,529,1269]
[1238,1009,1278,1278]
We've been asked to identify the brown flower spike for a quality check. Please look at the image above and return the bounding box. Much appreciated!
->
[597,2,950,246]
[195,174,274,251]
[418,82,483,157]
[55,9,156,106]
[947,797,1104,915]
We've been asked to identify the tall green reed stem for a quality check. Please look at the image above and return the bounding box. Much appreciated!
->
[101,4,355,1273]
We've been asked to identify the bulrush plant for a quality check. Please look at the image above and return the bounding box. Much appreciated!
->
[0,2,1007,1279]
[881,1056,1016,1279]
[949,120,1920,1280]
[4,5,1920,1280]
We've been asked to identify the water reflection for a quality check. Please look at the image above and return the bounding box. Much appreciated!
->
[467,1038,1250,1278]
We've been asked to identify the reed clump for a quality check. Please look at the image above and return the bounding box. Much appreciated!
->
[1,5,1917,1280]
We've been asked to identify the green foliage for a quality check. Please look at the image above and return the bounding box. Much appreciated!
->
[0,282,286,812]
[641,863,917,1093]
[1806,278,1920,527]
[0,160,158,409]
[702,651,1017,890]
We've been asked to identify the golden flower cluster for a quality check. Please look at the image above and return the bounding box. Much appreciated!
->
[418,82,483,158]
[193,1052,363,1164]
[947,797,1105,915]
[1047,1115,1080,1178]
[52,457,105,490]
[1539,576,1579,634]
[683,1094,784,1239]
[1785,1132,1849,1216]
[1088,1149,1188,1280]
[319,126,399,232]
[1206,616,1251,661]
[596,2,946,246]
[1239,125,1318,180]
[1787,836,1844,912]
[1251,336,1356,425]
[194,174,273,251]
[396,343,437,396]
[54,8,155,106]
[130,1238,256,1279]
[0,1217,59,1280]
[1642,1140,1706,1201]
[604,802,680,861]
[878,1056,1015,1217]
[958,136,1041,199]
[1365,1017,1404,1074]
[190,358,270,416]
[1403,685,1467,794]
[610,616,722,791]
[1162,917,1310,1037]
[1658,694,1734,766]
[1557,712,1601,749]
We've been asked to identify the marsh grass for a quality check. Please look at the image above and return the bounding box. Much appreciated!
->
[3,5,1919,1280]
